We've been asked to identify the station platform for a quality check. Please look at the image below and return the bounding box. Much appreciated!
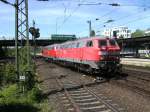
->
[121,58,150,67]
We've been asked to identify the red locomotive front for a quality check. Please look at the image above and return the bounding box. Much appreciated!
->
[96,38,121,74]
[42,37,122,75]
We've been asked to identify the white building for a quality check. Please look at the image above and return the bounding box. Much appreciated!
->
[102,26,131,38]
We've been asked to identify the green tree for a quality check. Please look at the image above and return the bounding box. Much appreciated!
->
[4,63,16,84]
[0,64,4,87]
[144,28,150,36]
[0,63,16,86]
[131,29,145,38]
[0,47,6,58]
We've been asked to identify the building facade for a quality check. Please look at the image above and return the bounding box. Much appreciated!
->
[102,26,131,38]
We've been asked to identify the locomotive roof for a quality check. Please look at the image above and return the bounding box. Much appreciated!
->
[76,36,109,41]
[44,36,115,48]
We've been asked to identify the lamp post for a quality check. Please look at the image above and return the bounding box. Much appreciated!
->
[87,20,91,37]
[56,17,59,34]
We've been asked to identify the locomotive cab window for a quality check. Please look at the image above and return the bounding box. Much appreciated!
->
[99,40,107,47]
[86,41,93,47]
[109,39,117,46]
[79,41,86,48]
[76,42,80,48]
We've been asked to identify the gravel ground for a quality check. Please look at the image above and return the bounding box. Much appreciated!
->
[36,59,150,112]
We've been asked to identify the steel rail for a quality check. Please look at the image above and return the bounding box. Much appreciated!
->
[84,86,121,112]
[68,78,123,112]
[55,78,82,112]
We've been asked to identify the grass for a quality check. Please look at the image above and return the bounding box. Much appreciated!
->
[36,100,55,112]
[0,84,55,112]
[0,60,55,112]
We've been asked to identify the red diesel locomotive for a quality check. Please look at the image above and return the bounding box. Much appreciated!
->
[42,37,121,74]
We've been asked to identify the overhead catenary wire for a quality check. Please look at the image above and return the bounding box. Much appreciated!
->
[57,0,85,30]
[78,1,150,8]
[92,8,118,28]
[117,14,150,27]
[48,0,150,31]
[77,1,149,36]
[78,1,150,24]
[0,0,15,7]
[37,0,150,36]
[94,6,150,30]
[62,0,72,21]
[109,7,150,28]
[97,14,150,32]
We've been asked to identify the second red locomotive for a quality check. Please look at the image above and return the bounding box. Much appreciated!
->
[42,37,121,75]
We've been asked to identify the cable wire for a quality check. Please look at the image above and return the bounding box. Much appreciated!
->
[57,0,85,30]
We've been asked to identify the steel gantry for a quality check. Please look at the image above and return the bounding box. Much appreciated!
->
[0,0,30,90]
[15,0,30,80]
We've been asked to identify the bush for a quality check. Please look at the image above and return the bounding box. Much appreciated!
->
[0,84,54,112]
[0,85,18,104]
[0,63,16,86]
[26,87,42,103]
[4,63,16,84]
[0,64,4,86]
[0,85,42,105]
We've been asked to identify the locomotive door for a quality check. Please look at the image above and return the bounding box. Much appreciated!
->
[78,41,86,61]
[84,40,95,60]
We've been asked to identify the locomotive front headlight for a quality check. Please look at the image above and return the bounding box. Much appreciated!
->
[101,63,105,68]
[101,56,104,60]
[116,56,119,59]
[98,51,101,55]
[98,51,107,55]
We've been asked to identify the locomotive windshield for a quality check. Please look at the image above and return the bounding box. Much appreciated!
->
[109,39,117,46]
[99,40,107,47]
[99,39,118,48]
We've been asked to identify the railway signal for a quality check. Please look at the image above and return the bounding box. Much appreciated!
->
[29,21,40,68]
[35,28,40,38]
[29,27,35,36]
[29,27,40,38]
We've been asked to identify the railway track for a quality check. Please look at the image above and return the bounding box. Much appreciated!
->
[113,79,150,98]
[123,66,150,80]
[55,77,125,112]
[111,73,150,98]
[107,66,150,97]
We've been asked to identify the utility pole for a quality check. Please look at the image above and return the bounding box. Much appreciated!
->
[15,0,30,92]
[87,20,92,37]
[32,20,36,63]
[15,0,19,81]
[15,0,30,70]
[29,23,40,65]
[56,19,58,34]
[1,0,31,92]
[25,0,30,70]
